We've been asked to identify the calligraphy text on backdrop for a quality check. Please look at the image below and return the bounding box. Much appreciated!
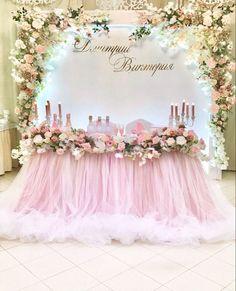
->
[74,40,174,76]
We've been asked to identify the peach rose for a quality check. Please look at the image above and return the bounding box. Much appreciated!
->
[35,45,45,54]
[207,57,216,69]
[210,103,219,113]
[24,54,34,64]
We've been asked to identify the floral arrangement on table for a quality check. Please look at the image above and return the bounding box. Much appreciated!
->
[12,124,207,166]
[9,1,235,169]
[129,0,235,169]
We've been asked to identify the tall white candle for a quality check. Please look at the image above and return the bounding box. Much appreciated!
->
[170,103,174,117]
[192,103,195,118]
[181,99,185,116]
[186,103,189,117]
[58,102,62,118]
[175,104,178,117]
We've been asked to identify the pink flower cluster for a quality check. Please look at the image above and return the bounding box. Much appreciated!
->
[14,125,206,165]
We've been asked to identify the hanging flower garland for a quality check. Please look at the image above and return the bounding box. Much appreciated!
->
[9,1,235,169]
[129,0,235,169]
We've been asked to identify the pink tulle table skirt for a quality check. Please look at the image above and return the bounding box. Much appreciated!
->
[0,151,234,245]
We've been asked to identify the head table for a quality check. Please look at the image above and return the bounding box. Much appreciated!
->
[0,127,234,245]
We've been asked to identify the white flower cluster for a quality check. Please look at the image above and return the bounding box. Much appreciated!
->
[210,126,229,169]
[202,7,232,27]
[13,0,57,5]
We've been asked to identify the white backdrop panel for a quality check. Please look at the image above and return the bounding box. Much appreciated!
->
[37,25,210,145]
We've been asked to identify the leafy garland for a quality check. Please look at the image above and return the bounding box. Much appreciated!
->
[9,2,235,169]
[129,0,235,169]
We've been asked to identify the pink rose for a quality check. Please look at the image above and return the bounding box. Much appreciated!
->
[166,137,175,146]
[24,54,34,64]
[177,128,184,135]
[191,146,200,154]
[228,62,236,72]
[137,134,145,144]
[199,138,206,150]
[24,88,33,96]
[106,140,114,147]
[219,58,226,65]
[187,131,195,141]
[211,91,221,101]
[210,103,219,113]
[31,127,39,134]
[51,128,61,134]
[15,107,20,114]
[81,143,91,151]
[152,136,160,144]
[51,136,59,143]
[117,142,125,151]
[35,45,45,54]
[56,148,64,155]
[169,129,177,136]
[40,125,49,133]
[22,133,29,139]
[226,96,235,105]
[208,58,216,69]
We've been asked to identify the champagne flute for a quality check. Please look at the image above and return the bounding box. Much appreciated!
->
[119,124,124,136]
[114,124,119,136]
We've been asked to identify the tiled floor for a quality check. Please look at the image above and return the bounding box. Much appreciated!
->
[0,170,235,291]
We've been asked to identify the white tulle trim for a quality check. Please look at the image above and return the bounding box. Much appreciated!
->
[0,211,234,245]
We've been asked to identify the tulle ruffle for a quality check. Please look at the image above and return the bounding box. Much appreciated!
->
[0,151,235,245]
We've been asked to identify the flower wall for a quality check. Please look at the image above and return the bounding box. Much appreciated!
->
[10,1,235,169]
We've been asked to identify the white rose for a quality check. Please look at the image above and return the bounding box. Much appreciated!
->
[26,82,34,89]
[18,92,27,100]
[203,16,212,27]
[15,39,26,49]
[32,19,44,30]
[123,134,136,144]
[49,24,58,33]
[33,134,43,144]
[54,8,63,16]
[213,9,222,20]
[203,11,212,17]
[45,131,52,138]
[183,131,188,137]
[147,153,153,159]
[166,137,175,146]
[29,37,35,43]
[163,129,171,135]
[170,16,177,24]
[222,15,231,26]
[94,140,106,152]
[59,133,67,141]
[176,136,187,145]
[72,148,84,160]
[11,149,19,159]
[208,37,216,46]
[21,21,31,31]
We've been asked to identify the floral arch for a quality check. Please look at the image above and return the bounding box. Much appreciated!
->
[10,0,235,169]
